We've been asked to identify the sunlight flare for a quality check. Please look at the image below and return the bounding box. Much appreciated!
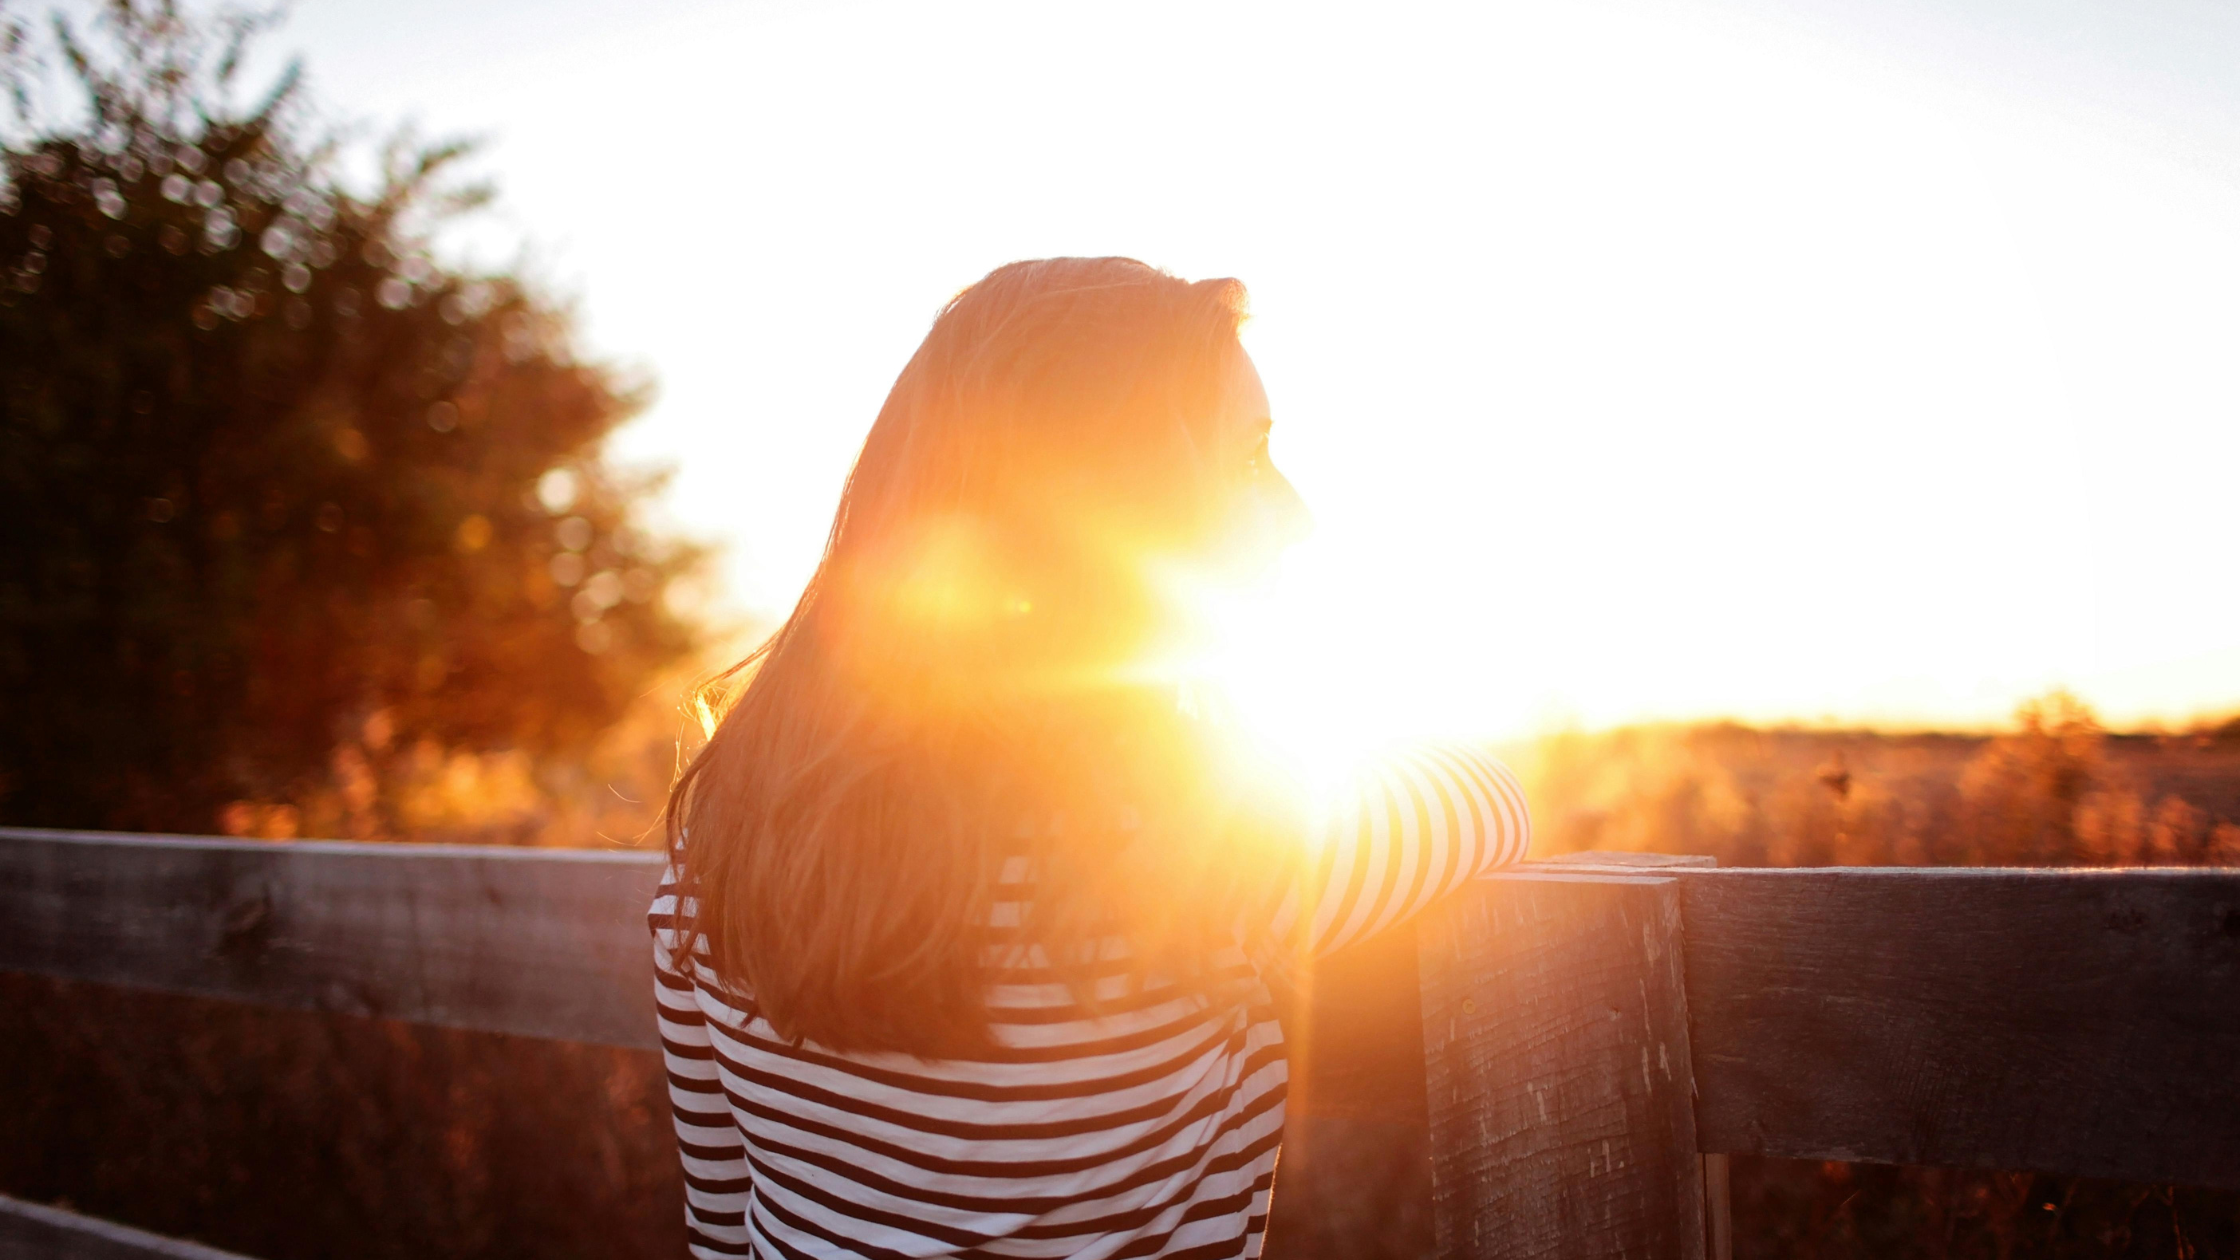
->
[1153,540,1449,802]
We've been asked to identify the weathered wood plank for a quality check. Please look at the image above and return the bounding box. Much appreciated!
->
[0,829,664,1049]
[1680,866,2240,1189]
[1539,852,1718,870]
[1700,1155,1731,1260]
[1419,871,1705,1260]
[0,1194,256,1260]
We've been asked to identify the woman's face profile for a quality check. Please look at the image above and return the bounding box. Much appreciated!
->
[1206,348,1311,580]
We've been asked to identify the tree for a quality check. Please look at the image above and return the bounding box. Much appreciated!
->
[0,1,706,836]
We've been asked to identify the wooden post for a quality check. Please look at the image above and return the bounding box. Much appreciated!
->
[1418,870,1705,1260]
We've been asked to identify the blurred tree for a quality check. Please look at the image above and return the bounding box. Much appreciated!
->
[0,1,705,835]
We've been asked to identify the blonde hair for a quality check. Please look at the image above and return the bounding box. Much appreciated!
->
[667,258,1294,1056]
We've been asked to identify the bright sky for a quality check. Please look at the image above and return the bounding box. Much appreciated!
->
[242,0,2240,741]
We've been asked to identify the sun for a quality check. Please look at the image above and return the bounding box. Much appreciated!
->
[1158,538,1437,798]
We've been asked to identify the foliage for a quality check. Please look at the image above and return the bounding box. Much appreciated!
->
[0,2,705,836]
[1521,692,2240,869]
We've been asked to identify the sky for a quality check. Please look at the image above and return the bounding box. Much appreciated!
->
[219,0,2240,743]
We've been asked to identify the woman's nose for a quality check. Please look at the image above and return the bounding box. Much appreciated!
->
[1263,470,1313,548]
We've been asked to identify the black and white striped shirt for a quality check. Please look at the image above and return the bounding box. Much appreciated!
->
[650,743,1528,1259]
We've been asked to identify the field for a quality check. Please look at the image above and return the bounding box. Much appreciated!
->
[1519,698,2240,871]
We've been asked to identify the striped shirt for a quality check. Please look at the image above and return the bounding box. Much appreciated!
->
[649,743,1529,1260]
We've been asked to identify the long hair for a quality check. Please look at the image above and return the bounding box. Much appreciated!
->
[666,258,1296,1057]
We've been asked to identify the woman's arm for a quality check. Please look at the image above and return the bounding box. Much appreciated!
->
[1267,742,1530,957]
[649,869,759,1258]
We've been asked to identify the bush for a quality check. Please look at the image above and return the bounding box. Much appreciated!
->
[0,2,708,838]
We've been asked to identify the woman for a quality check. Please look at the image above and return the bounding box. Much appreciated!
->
[652,257,1528,1259]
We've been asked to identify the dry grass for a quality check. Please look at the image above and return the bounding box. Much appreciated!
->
[1515,692,2240,869]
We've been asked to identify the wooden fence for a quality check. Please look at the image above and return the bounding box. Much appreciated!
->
[1,827,2236,1259]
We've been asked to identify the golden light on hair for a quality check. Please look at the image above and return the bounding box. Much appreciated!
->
[885,515,1004,631]
[667,258,1288,1058]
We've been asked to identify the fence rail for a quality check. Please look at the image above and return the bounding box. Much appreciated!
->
[0,828,662,1047]
[3,827,2236,1259]
[0,1192,255,1260]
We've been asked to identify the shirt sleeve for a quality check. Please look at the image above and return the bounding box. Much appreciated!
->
[650,865,759,1258]
[1265,742,1531,957]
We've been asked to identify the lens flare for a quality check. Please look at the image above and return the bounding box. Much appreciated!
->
[1152,538,1443,804]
